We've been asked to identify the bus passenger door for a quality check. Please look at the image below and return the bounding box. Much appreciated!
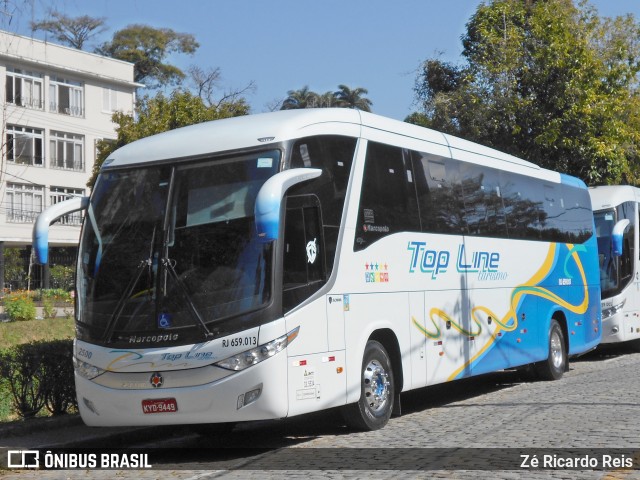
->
[283,194,328,355]
[627,202,640,338]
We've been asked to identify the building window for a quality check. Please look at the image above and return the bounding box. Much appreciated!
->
[6,68,44,109]
[50,187,84,225]
[49,76,84,117]
[6,125,44,166]
[6,183,44,223]
[50,131,84,171]
[102,87,118,113]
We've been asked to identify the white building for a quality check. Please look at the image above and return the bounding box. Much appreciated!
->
[0,30,139,289]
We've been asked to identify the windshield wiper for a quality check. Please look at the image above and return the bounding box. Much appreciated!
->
[162,258,215,340]
[102,259,151,343]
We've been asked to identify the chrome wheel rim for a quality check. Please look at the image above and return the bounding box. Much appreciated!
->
[550,330,564,369]
[363,359,390,413]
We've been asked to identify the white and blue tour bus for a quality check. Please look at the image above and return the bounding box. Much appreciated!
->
[589,185,640,348]
[34,109,601,430]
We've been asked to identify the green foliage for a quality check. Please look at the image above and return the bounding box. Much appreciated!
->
[3,291,36,322]
[0,344,46,418]
[3,247,27,289]
[38,341,77,415]
[412,0,640,185]
[0,340,76,419]
[31,11,107,50]
[41,297,57,320]
[87,90,249,187]
[0,380,12,421]
[35,288,73,304]
[97,24,199,88]
[334,85,373,111]
[281,84,373,111]
[50,265,74,290]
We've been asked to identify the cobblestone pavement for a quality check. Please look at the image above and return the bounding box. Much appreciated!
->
[2,345,640,479]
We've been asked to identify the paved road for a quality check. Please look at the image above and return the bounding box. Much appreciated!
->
[3,344,640,479]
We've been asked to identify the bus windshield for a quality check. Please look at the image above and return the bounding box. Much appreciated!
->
[594,208,618,296]
[77,150,281,346]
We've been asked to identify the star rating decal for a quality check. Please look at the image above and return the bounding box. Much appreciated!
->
[364,261,390,283]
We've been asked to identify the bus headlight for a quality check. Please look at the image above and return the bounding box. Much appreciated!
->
[602,300,625,320]
[73,357,106,380]
[215,327,299,371]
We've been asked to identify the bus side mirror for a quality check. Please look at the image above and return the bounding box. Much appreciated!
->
[254,168,322,243]
[612,218,631,257]
[33,196,90,264]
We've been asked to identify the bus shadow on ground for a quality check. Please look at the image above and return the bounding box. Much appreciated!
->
[135,344,640,455]
[574,342,640,362]
[184,368,527,450]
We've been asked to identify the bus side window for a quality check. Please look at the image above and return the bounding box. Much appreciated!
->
[559,185,593,243]
[354,142,419,250]
[500,171,545,241]
[411,151,466,235]
[459,162,507,238]
[283,195,326,313]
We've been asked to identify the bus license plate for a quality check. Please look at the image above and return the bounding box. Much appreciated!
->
[141,398,178,414]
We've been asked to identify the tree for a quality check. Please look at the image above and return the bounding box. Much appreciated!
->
[187,65,256,108]
[280,85,371,110]
[411,0,640,185]
[317,91,339,108]
[334,84,372,111]
[96,25,199,88]
[87,89,249,187]
[281,86,320,109]
[31,11,107,50]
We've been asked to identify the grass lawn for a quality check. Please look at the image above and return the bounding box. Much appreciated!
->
[0,317,76,422]
[0,317,75,350]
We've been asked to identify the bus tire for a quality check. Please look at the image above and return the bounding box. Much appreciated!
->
[535,319,567,381]
[342,340,394,431]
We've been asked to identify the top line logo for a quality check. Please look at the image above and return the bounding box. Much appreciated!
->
[407,241,501,279]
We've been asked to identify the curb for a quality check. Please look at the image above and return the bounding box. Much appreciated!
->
[1,414,193,449]
[0,414,83,439]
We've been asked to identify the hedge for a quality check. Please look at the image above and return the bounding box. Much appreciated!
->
[0,339,77,418]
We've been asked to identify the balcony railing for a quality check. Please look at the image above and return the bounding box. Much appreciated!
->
[8,95,44,110]
[51,159,84,171]
[9,156,44,167]
[49,102,84,117]
[6,208,41,224]
[5,207,83,225]
[54,212,83,226]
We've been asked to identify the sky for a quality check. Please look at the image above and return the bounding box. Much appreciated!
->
[6,0,640,121]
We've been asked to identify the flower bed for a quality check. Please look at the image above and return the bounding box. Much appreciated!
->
[1,289,74,322]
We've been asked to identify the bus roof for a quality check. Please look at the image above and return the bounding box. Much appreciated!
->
[104,109,362,168]
[103,108,545,175]
[589,185,640,211]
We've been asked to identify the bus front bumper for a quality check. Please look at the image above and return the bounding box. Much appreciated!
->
[75,350,289,427]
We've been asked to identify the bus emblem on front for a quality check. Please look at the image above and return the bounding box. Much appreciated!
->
[150,372,163,388]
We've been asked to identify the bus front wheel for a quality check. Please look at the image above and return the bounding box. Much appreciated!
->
[535,319,567,380]
[342,340,394,431]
